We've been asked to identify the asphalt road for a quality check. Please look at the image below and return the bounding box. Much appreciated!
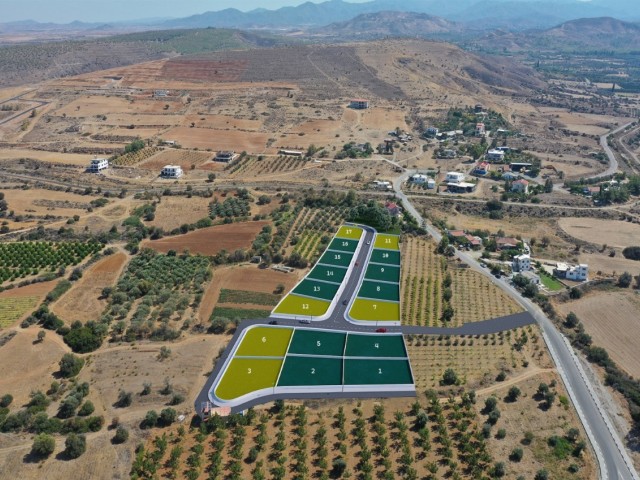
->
[394,174,639,480]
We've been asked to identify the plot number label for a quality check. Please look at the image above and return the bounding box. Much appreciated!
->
[302,304,309,310]
[376,286,381,292]
[248,368,252,374]
[380,267,385,272]
[316,341,321,347]
[327,270,334,277]
[374,343,379,349]
[261,337,267,343]
[346,229,352,234]
[313,286,321,292]
[378,368,383,374]
[334,254,341,260]
[342,241,348,246]
[385,238,391,244]
[311,368,315,375]
[372,304,377,310]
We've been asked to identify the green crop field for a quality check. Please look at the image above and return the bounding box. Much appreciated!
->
[364,264,400,283]
[307,264,347,284]
[345,333,407,358]
[218,289,281,306]
[540,272,564,291]
[292,279,339,301]
[214,358,283,400]
[317,250,354,268]
[235,326,293,357]
[0,296,40,328]
[328,238,359,253]
[287,329,346,356]
[336,225,363,240]
[272,294,331,317]
[277,356,342,387]
[369,249,401,265]
[211,306,271,320]
[344,359,413,385]
[374,234,400,250]
[357,280,400,302]
[349,298,400,322]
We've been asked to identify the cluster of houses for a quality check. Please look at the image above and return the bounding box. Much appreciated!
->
[371,180,393,191]
[87,156,184,179]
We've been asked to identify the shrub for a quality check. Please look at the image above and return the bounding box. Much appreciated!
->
[170,393,185,405]
[141,410,158,429]
[535,469,549,480]
[58,354,84,378]
[113,425,129,444]
[115,390,132,408]
[506,386,521,402]
[159,408,177,426]
[618,271,633,288]
[622,246,640,260]
[78,401,95,417]
[31,433,56,458]
[64,433,86,459]
[63,326,102,353]
[0,394,13,408]
[510,447,523,462]
[440,368,458,386]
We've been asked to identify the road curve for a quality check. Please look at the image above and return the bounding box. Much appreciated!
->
[598,121,634,179]
[394,177,640,480]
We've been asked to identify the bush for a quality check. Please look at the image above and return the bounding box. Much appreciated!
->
[141,410,158,429]
[63,326,102,353]
[618,271,633,288]
[506,386,521,402]
[0,394,13,408]
[31,433,56,457]
[535,469,549,480]
[59,353,84,378]
[64,433,86,459]
[113,425,129,444]
[510,447,523,462]
[159,408,177,426]
[170,393,185,405]
[440,368,458,386]
[78,401,95,417]
[115,390,132,408]
[622,246,640,260]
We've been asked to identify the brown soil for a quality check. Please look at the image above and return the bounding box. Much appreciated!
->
[558,217,640,248]
[141,220,269,255]
[149,196,212,231]
[51,252,128,325]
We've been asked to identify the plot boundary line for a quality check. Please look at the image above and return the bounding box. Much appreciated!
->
[275,327,295,387]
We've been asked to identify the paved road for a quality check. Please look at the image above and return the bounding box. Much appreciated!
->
[598,122,633,179]
[395,177,639,480]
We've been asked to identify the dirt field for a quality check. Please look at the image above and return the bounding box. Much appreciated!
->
[51,252,128,325]
[555,290,640,378]
[579,251,640,276]
[559,217,640,248]
[198,264,303,322]
[149,196,212,231]
[142,220,269,255]
[0,149,91,166]
[163,126,270,152]
[138,149,213,171]
[4,188,99,218]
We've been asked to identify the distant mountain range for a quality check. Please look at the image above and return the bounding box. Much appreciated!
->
[467,16,640,52]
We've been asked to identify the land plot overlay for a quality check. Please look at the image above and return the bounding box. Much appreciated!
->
[235,326,292,357]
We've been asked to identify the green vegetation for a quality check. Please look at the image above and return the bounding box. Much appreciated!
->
[539,271,564,291]
[218,289,281,306]
[210,196,251,221]
[334,142,373,159]
[347,200,397,233]
[0,296,40,328]
[0,242,102,284]
[210,306,271,321]
[435,107,509,136]
[59,353,85,378]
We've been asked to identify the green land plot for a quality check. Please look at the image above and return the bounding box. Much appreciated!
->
[349,298,400,322]
[357,280,400,302]
[277,356,343,387]
[540,272,564,291]
[344,359,413,385]
[329,238,359,253]
[215,358,284,400]
[364,264,400,283]
[345,333,407,358]
[273,294,331,317]
[369,249,401,266]
[374,234,400,250]
[318,250,354,268]
[307,264,347,284]
[287,329,346,356]
[292,279,340,301]
[235,326,293,357]
[336,225,363,240]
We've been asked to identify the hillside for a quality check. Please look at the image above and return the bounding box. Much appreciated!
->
[0,29,286,88]
[310,11,465,40]
[468,16,640,53]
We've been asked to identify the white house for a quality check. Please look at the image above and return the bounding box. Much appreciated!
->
[371,180,392,191]
[487,149,506,162]
[521,271,541,285]
[426,178,436,189]
[349,99,369,109]
[410,174,429,184]
[161,165,183,179]
[554,263,588,281]
[475,122,486,136]
[88,158,108,173]
[511,179,529,194]
[512,254,531,272]
[446,172,465,184]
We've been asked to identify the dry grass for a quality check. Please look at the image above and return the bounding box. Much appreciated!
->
[450,268,524,324]
[138,149,213,171]
[554,290,640,378]
[406,325,551,391]
[3,188,99,217]
[149,196,212,231]
[51,252,128,325]
[558,217,640,249]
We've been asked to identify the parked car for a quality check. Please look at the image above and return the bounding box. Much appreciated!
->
[268,320,278,325]
[366,240,371,245]
[342,299,348,305]
[375,328,387,333]
[299,319,311,324]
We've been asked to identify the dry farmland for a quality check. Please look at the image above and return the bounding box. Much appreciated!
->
[226,155,320,179]
[0,280,57,328]
[142,220,269,255]
[554,290,640,378]
[51,251,129,325]
[406,325,551,391]
[3,188,100,218]
[450,268,524,324]
[138,149,213,171]
[149,196,213,231]
[558,217,640,248]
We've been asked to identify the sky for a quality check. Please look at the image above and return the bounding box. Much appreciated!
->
[3,0,368,23]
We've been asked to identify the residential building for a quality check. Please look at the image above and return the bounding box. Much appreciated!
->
[278,149,303,157]
[502,171,519,181]
[426,178,436,189]
[154,90,169,98]
[486,149,505,162]
[510,162,532,172]
[215,151,239,162]
[161,165,183,179]
[496,237,520,250]
[446,172,465,184]
[511,179,529,194]
[371,180,392,191]
[349,99,369,109]
[447,182,476,194]
[474,162,490,175]
[162,140,176,146]
[583,186,601,196]
[475,122,486,136]
[448,230,482,249]
[512,254,531,272]
[425,127,439,137]
[410,173,429,184]
[521,271,541,285]
[385,201,402,217]
[554,263,588,281]
[88,158,108,173]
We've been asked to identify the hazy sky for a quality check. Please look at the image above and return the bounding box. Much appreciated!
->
[4,0,368,23]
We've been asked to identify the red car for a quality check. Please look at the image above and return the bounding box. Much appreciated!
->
[376,328,387,333]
